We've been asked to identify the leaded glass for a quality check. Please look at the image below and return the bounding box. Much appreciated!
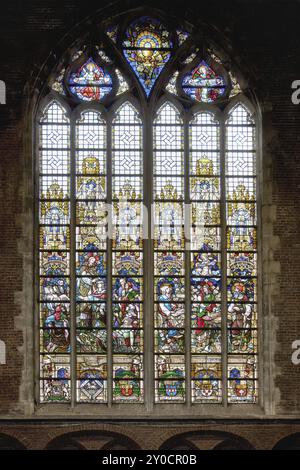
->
[113,303,142,328]
[176,29,189,45]
[39,150,70,174]
[191,304,221,328]
[106,24,118,43]
[189,110,222,402]
[227,355,257,403]
[113,355,143,402]
[191,252,221,276]
[191,356,222,403]
[229,71,242,98]
[165,71,179,95]
[182,60,226,102]
[38,101,71,402]
[38,18,258,410]
[227,278,256,303]
[155,355,185,402]
[112,251,143,276]
[226,104,257,402]
[191,277,221,302]
[227,252,257,277]
[76,226,107,251]
[76,329,107,353]
[39,252,70,276]
[190,226,221,252]
[227,303,257,329]
[123,17,173,96]
[40,175,69,199]
[191,329,222,354]
[77,355,107,402]
[40,355,71,402]
[112,102,144,401]
[75,109,108,401]
[40,326,70,353]
[154,252,184,276]
[183,52,198,64]
[115,69,130,95]
[155,303,185,328]
[153,102,186,402]
[51,68,66,95]
[39,200,69,225]
[76,303,106,328]
[69,58,113,101]
[96,46,112,64]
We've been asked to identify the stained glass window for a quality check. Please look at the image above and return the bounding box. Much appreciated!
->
[39,101,71,402]
[69,58,113,101]
[123,17,173,96]
[37,14,259,411]
[153,103,185,402]
[190,112,222,402]
[112,103,144,402]
[226,104,257,403]
[182,60,226,103]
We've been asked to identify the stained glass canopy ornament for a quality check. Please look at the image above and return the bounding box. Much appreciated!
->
[182,60,226,103]
[122,17,173,96]
[69,57,113,101]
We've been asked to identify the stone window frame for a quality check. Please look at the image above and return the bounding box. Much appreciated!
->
[20,6,271,419]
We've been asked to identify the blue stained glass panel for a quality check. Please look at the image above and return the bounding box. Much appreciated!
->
[123,17,173,96]
[182,60,226,103]
[69,58,113,101]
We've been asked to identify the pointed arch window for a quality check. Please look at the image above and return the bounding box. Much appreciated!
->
[37,13,259,412]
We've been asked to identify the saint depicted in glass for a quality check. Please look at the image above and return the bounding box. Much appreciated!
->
[123,17,173,96]
[38,14,258,408]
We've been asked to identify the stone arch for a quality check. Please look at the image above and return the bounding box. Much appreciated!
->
[45,430,141,450]
[160,430,254,450]
[0,432,27,450]
[273,433,300,450]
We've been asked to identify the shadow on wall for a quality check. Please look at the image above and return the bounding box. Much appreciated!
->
[160,431,255,450]
[45,430,141,450]
[273,433,300,450]
[0,433,26,450]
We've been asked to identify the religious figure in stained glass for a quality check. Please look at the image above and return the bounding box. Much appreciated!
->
[77,156,106,200]
[77,303,106,328]
[38,14,258,407]
[182,60,226,102]
[157,284,185,328]
[69,57,113,101]
[42,304,70,353]
[123,17,173,96]
[191,253,221,276]
[76,277,106,302]
[190,157,219,200]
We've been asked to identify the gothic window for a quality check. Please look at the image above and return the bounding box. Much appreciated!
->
[37,13,258,411]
